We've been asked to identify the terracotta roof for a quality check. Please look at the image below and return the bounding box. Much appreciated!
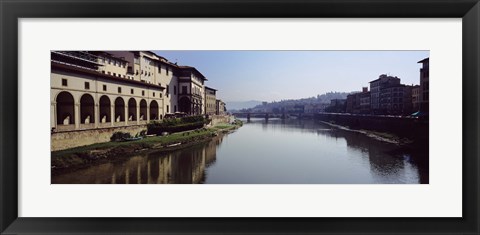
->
[51,62,165,90]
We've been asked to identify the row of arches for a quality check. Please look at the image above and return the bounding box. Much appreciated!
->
[56,91,160,127]
[178,96,202,115]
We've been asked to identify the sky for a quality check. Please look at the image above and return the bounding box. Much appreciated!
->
[154,51,429,103]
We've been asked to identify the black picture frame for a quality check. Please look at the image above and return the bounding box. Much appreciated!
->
[1,0,479,234]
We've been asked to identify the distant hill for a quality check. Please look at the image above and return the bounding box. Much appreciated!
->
[225,100,263,111]
[248,91,353,111]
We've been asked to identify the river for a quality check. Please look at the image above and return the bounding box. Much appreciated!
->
[52,118,429,184]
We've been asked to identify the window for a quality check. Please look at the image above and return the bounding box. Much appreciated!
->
[103,85,107,91]
[118,87,122,93]
[166,67,169,75]
[108,71,111,75]
[113,73,116,77]
[84,82,90,90]
[136,70,139,75]
[131,89,134,94]
[158,65,161,73]
[102,70,105,74]
[159,93,162,98]
[166,85,169,97]
[153,92,155,97]
[166,105,169,113]
[174,86,177,95]
[142,90,145,96]
[174,105,177,112]
[182,86,187,94]
[61,79,67,86]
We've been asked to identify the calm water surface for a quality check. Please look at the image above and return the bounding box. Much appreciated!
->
[52,118,428,184]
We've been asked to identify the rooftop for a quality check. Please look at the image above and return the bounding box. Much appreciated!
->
[418,57,429,63]
[51,62,165,90]
[205,86,217,91]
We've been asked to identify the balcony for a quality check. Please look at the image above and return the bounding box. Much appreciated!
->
[51,51,102,71]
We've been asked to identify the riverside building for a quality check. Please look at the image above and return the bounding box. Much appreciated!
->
[51,51,165,132]
[418,57,429,113]
[51,50,222,133]
[204,86,217,115]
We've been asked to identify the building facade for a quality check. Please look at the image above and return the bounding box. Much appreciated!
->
[216,99,226,115]
[346,93,361,114]
[177,66,207,115]
[204,86,217,115]
[379,84,413,115]
[412,85,421,112]
[369,74,401,113]
[51,51,165,132]
[51,50,225,134]
[418,58,429,113]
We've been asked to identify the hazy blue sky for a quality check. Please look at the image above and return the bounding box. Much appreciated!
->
[154,51,429,102]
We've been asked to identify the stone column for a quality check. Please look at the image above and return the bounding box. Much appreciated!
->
[110,104,115,127]
[94,103,99,128]
[124,104,128,126]
[51,101,56,130]
[147,103,150,123]
[74,102,80,130]
[136,101,140,125]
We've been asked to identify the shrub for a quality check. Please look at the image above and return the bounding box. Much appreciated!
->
[110,132,132,142]
[147,116,209,135]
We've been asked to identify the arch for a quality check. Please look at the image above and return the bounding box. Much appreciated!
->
[179,97,191,114]
[114,97,125,122]
[150,100,159,120]
[128,98,137,121]
[80,94,95,124]
[99,95,111,123]
[56,91,75,125]
[139,99,147,121]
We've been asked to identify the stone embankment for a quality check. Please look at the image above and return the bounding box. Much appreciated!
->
[51,120,242,174]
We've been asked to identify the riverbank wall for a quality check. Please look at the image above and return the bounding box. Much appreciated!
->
[51,125,147,151]
[210,114,235,126]
[315,113,428,141]
[52,115,235,152]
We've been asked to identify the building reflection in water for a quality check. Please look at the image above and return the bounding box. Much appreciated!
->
[319,124,428,184]
[245,118,428,184]
[52,118,427,184]
[52,135,223,184]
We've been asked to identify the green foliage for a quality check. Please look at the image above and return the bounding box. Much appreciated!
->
[147,115,209,135]
[110,132,132,142]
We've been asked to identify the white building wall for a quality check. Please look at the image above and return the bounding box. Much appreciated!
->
[51,70,164,132]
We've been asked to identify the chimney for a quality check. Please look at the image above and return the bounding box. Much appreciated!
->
[362,87,368,92]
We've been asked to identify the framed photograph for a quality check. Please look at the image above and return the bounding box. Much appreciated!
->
[1,0,479,234]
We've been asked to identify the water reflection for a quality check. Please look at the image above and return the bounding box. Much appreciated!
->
[52,136,222,184]
[52,118,428,184]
